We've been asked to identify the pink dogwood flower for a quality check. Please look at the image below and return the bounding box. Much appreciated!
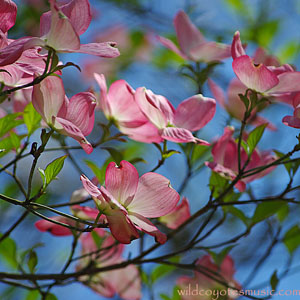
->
[177,255,241,300]
[0,0,119,68]
[94,73,163,143]
[208,78,276,130]
[206,126,276,192]
[0,2,47,87]
[78,229,141,300]
[159,197,191,229]
[232,31,300,95]
[32,75,96,154]
[282,93,300,128]
[81,160,180,244]
[135,87,216,144]
[0,0,17,34]
[158,10,231,63]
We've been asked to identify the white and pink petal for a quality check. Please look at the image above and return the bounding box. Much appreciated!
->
[127,172,180,218]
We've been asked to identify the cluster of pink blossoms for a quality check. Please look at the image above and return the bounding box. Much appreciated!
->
[94,73,216,144]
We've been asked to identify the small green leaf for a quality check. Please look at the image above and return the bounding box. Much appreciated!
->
[278,41,300,63]
[0,113,23,138]
[160,295,172,300]
[26,290,40,300]
[256,20,280,47]
[240,139,250,154]
[0,132,22,158]
[50,52,59,71]
[84,160,103,183]
[247,123,268,154]
[270,270,279,290]
[151,263,176,283]
[45,294,58,300]
[23,102,41,136]
[276,203,289,223]
[19,243,44,265]
[190,144,210,164]
[225,0,246,13]
[128,157,147,165]
[209,171,229,197]
[0,235,17,269]
[172,286,181,300]
[238,94,249,110]
[252,201,285,224]
[40,155,67,188]
[160,286,181,300]
[141,271,149,285]
[162,150,181,159]
[151,256,180,283]
[27,250,38,273]
[52,61,81,73]
[102,147,123,165]
[223,206,249,226]
[38,168,46,189]
[283,225,300,254]
[273,150,292,174]
[91,231,104,249]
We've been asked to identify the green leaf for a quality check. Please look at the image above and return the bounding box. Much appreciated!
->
[256,20,280,47]
[160,295,172,300]
[45,294,58,300]
[53,61,81,73]
[151,257,180,283]
[247,123,268,154]
[239,139,250,155]
[19,243,44,265]
[209,171,229,197]
[50,52,59,71]
[38,168,46,189]
[153,47,185,69]
[283,225,300,254]
[128,157,147,165]
[225,0,246,13]
[278,41,300,63]
[172,286,181,300]
[84,160,103,183]
[238,94,249,110]
[162,150,181,159]
[27,250,38,273]
[39,155,67,188]
[91,231,104,249]
[130,30,145,47]
[252,201,285,224]
[223,205,249,226]
[0,235,17,269]
[270,270,279,290]
[276,203,289,223]
[0,132,22,158]
[273,150,292,174]
[141,271,149,285]
[0,113,23,138]
[26,290,40,300]
[23,102,41,136]
[102,147,123,165]
[161,286,181,300]
[191,144,210,165]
